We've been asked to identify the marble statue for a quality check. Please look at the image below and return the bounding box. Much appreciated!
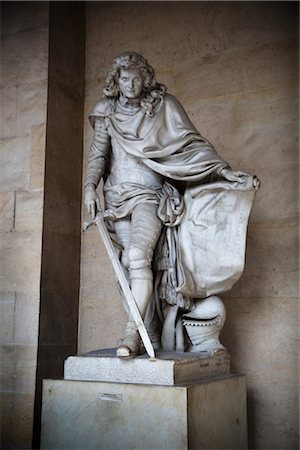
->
[84,52,259,358]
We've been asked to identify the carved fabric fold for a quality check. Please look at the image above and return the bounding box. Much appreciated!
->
[169,178,259,300]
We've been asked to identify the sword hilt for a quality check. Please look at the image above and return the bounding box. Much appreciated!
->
[83,207,106,231]
[83,212,123,251]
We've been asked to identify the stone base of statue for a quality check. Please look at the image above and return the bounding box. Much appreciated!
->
[40,349,247,450]
[64,347,231,384]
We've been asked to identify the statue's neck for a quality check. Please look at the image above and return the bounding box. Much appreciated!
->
[118,94,143,108]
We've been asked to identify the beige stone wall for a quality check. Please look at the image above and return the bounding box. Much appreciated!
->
[1,4,85,448]
[79,2,299,449]
[0,3,49,448]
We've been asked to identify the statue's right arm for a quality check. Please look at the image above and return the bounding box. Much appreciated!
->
[84,117,110,218]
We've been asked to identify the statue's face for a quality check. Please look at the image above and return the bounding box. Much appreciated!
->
[118,68,144,99]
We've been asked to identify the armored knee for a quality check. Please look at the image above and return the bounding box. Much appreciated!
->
[128,246,153,280]
[128,246,152,269]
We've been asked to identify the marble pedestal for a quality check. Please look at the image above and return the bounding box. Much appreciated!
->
[41,349,247,450]
[64,348,231,385]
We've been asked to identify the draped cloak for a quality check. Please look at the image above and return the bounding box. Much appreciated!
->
[90,94,228,184]
[89,94,257,325]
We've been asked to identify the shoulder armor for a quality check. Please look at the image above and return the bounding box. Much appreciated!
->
[89,98,115,127]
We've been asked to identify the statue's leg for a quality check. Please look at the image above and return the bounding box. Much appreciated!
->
[113,218,142,357]
[117,203,162,357]
[113,218,131,315]
[113,217,131,269]
[128,203,162,318]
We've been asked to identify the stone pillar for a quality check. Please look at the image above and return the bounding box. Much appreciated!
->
[32,3,85,448]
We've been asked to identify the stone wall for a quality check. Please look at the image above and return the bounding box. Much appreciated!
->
[1,3,85,448]
[79,2,299,449]
[0,3,49,448]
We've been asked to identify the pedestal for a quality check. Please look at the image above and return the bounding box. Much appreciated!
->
[41,349,247,450]
[64,348,231,385]
[41,375,247,450]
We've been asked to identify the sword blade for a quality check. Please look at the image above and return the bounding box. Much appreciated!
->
[94,213,155,359]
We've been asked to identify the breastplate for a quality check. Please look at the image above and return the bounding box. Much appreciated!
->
[107,136,163,190]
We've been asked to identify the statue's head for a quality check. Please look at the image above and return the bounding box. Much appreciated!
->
[103,52,157,99]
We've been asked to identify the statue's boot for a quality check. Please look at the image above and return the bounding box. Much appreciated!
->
[116,321,141,358]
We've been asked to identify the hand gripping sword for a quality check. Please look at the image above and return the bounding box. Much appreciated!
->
[83,210,156,359]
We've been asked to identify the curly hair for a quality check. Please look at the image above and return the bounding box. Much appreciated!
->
[103,52,166,117]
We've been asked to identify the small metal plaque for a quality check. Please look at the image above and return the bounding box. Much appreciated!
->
[98,393,123,402]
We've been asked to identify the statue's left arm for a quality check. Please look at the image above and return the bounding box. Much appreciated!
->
[167,94,254,185]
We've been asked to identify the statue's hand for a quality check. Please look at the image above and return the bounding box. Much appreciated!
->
[221,168,251,184]
[84,184,101,219]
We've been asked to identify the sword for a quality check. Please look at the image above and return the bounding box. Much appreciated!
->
[83,211,156,359]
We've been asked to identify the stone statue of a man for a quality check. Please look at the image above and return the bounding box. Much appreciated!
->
[84,52,256,357]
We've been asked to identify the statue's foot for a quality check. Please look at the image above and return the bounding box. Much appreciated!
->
[116,338,141,358]
[116,344,137,358]
[116,322,141,358]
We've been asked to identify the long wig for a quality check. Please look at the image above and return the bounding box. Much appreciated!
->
[103,52,166,116]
